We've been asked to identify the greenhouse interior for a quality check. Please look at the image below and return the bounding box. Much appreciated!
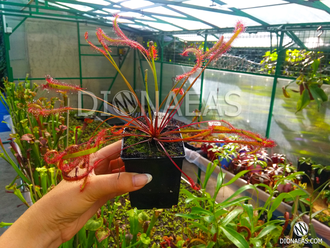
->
[0,0,330,247]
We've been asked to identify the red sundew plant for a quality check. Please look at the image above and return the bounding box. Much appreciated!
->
[43,16,275,191]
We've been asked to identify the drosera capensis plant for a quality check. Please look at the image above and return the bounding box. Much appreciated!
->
[40,15,276,191]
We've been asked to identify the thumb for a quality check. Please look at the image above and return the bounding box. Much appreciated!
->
[85,172,152,200]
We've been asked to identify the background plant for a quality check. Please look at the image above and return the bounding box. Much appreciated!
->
[0,78,69,203]
[260,49,329,112]
[173,162,308,248]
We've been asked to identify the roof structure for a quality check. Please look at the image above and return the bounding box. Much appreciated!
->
[2,0,330,35]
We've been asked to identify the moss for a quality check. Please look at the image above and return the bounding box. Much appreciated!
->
[68,116,117,147]
[122,128,184,159]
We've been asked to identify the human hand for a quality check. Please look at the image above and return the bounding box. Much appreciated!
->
[0,141,152,248]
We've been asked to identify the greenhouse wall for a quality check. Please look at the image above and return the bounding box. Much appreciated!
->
[7,17,138,110]
[6,16,330,166]
[141,59,330,166]
[270,79,330,165]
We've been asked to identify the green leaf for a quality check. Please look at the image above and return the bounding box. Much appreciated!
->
[299,198,312,206]
[213,169,225,199]
[256,183,272,193]
[185,196,208,205]
[222,170,249,187]
[310,225,320,248]
[296,89,311,112]
[221,208,243,226]
[175,213,199,219]
[250,238,263,248]
[311,59,320,74]
[204,215,215,223]
[191,206,213,216]
[77,227,87,246]
[84,215,103,231]
[140,233,151,245]
[203,162,217,189]
[242,204,254,230]
[186,221,209,233]
[214,209,227,218]
[220,226,249,248]
[256,224,277,239]
[0,222,13,228]
[254,220,284,232]
[61,236,75,248]
[207,242,216,248]
[310,85,328,102]
[311,208,329,219]
[128,208,141,235]
[219,196,251,209]
[221,184,255,204]
[62,146,99,159]
[268,190,308,220]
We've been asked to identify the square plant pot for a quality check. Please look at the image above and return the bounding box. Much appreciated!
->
[121,126,185,209]
[298,161,312,185]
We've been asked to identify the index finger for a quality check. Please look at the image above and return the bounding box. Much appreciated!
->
[92,140,122,174]
[95,140,122,161]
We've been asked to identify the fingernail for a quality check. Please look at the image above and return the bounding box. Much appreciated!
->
[132,173,152,187]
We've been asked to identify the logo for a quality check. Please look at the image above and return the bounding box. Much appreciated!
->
[112,90,137,116]
[293,222,309,237]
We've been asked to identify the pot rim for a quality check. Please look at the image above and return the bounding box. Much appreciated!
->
[120,126,186,160]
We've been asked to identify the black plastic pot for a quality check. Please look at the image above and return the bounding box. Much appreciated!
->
[298,161,312,185]
[121,128,185,209]
[313,169,330,190]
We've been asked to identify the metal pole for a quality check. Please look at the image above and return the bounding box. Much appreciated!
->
[197,32,208,185]
[2,9,13,81]
[3,33,13,81]
[159,34,164,103]
[198,32,208,112]
[77,22,83,108]
[265,31,284,138]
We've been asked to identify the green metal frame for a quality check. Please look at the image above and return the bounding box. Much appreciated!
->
[198,33,208,112]
[286,31,307,49]
[2,0,330,153]
[266,31,285,138]
[159,34,164,103]
[77,22,83,108]
[2,0,330,36]
[3,32,13,82]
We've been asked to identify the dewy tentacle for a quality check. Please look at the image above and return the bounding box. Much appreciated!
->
[175,48,203,81]
[100,15,150,58]
[42,75,83,92]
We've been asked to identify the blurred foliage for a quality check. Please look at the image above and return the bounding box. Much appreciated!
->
[260,49,329,77]
[260,49,329,112]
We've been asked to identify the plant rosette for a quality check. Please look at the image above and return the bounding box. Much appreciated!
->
[249,173,271,190]
[229,158,248,178]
